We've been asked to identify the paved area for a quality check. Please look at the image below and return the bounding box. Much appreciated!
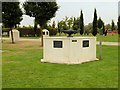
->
[96,41,120,46]
[2,38,120,46]
[2,38,40,41]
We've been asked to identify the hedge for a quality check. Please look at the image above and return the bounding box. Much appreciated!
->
[2,27,57,37]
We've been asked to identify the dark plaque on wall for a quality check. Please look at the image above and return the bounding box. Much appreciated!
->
[72,40,77,42]
[83,40,89,47]
[46,32,48,35]
[54,41,63,48]
[43,32,45,35]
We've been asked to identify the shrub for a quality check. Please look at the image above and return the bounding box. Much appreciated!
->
[2,28,10,36]
[2,27,41,37]
[46,26,57,36]
[2,27,57,37]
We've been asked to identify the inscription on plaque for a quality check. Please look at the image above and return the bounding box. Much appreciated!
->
[54,41,62,48]
[83,40,89,47]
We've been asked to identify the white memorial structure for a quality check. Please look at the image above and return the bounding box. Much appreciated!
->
[9,29,20,42]
[41,29,98,64]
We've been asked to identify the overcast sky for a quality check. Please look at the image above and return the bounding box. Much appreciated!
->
[20,0,119,27]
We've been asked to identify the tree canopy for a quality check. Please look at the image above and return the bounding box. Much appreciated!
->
[97,17,104,29]
[111,20,115,31]
[117,16,120,35]
[2,2,23,28]
[92,9,98,36]
[23,1,59,27]
[72,17,79,30]
[79,10,84,35]
[0,2,2,23]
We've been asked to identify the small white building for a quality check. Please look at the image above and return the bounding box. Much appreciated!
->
[41,29,98,64]
[9,29,20,42]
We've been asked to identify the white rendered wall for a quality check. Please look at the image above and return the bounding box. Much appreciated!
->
[41,37,97,64]
[9,29,20,42]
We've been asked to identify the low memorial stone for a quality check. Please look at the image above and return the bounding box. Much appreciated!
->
[9,29,19,42]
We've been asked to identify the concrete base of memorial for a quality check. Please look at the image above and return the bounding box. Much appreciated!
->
[41,36,98,64]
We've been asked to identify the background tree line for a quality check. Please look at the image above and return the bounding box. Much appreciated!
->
[58,9,118,36]
[2,1,120,44]
[2,21,58,37]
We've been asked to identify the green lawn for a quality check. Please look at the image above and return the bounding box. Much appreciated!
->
[57,33,118,42]
[97,34,118,42]
[2,40,118,88]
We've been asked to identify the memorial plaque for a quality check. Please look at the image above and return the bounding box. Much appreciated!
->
[54,41,62,48]
[72,40,77,42]
[83,40,89,47]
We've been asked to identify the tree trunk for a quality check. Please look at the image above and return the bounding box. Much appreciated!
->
[58,29,61,36]
[40,26,43,47]
[99,41,102,60]
[34,19,37,37]
[10,28,14,44]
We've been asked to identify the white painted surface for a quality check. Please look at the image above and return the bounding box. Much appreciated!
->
[41,36,97,64]
[42,29,49,37]
[9,29,19,42]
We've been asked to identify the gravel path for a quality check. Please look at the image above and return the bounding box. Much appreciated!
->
[96,41,120,46]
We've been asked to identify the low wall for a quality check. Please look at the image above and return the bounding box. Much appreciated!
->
[41,36,97,64]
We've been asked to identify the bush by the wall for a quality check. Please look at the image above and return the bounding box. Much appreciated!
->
[2,27,41,37]
[17,27,41,37]
[46,26,57,36]
[2,26,57,37]
[2,28,10,36]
